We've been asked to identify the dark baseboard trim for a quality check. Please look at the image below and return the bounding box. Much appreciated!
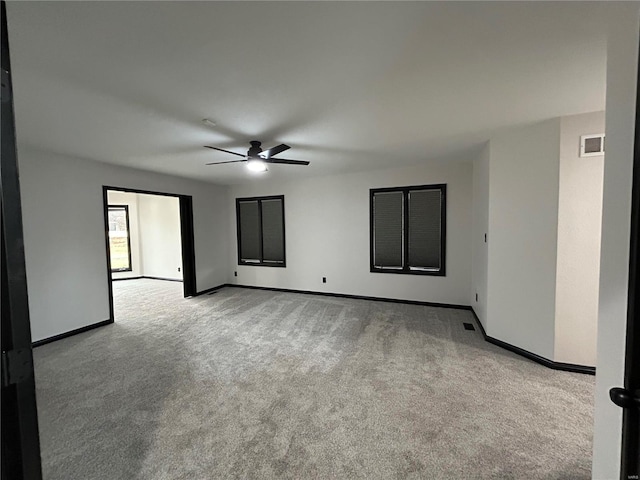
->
[111,276,182,283]
[192,284,226,297]
[469,308,595,376]
[32,319,113,348]
[30,290,594,377]
[550,360,596,375]
[226,283,470,310]
[142,276,183,283]
[469,308,490,340]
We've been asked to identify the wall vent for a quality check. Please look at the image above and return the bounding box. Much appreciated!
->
[580,134,605,157]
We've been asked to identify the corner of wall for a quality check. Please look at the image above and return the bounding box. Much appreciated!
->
[484,118,562,360]
[471,141,490,331]
[553,111,606,367]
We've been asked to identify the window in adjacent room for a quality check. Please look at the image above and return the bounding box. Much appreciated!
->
[236,195,285,267]
[370,184,446,276]
[108,205,132,272]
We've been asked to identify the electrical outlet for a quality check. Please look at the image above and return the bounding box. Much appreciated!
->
[234,271,237,277]
[322,277,326,283]
[484,233,487,243]
[178,267,181,272]
[475,293,478,302]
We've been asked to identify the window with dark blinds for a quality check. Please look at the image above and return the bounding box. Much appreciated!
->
[238,201,261,262]
[236,195,285,267]
[373,192,403,268]
[370,184,446,276]
[261,199,284,263]
[408,189,441,270]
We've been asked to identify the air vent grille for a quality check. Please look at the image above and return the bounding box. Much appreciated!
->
[580,134,605,157]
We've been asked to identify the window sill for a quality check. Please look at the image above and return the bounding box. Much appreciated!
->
[370,267,445,277]
[238,261,287,268]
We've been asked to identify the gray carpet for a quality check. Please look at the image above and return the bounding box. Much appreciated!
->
[34,279,594,479]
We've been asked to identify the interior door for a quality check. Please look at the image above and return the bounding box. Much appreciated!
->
[1,1,44,479]
[609,33,640,480]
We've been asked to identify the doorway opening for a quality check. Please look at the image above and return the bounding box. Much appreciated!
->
[102,186,197,321]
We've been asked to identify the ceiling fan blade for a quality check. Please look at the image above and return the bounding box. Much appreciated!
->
[267,158,310,166]
[260,143,290,159]
[205,159,247,165]
[204,146,246,158]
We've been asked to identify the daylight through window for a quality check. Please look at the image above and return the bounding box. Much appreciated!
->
[108,205,132,272]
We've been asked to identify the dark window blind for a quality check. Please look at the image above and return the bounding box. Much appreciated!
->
[370,184,445,276]
[238,200,261,262]
[373,191,403,268]
[408,189,441,270]
[261,198,284,263]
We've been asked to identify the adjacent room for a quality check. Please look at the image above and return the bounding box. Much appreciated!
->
[106,189,187,320]
[4,1,639,479]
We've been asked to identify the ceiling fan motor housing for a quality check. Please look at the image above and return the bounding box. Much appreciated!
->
[248,141,263,158]
[204,142,308,166]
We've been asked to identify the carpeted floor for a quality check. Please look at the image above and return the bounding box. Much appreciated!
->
[34,279,595,479]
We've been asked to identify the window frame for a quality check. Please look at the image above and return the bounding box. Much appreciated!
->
[107,204,133,273]
[236,195,286,268]
[369,184,446,276]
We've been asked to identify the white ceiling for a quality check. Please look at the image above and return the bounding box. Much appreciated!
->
[7,1,608,185]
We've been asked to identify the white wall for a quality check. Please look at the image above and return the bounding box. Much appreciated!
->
[554,111,605,367]
[471,142,490,329]
[138,193,182,280]
[107,191,183,281]
[474,113,606,366]
[486,118,561,360]
[107,190,142,279]
[19,147,229,342]
[592,6,639,478]
[228,161,473,306]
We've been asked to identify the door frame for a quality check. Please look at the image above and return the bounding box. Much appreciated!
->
[102,186,197,320]
[1,1,43,478]
[617,33,640,480]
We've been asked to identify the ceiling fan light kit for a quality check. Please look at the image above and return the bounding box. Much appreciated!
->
[204,141,310,174]
[247,159,268,173]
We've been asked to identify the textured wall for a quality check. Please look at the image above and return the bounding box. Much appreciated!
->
[554,111,605,367]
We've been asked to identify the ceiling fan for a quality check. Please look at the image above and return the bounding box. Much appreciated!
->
[204,141,309,172]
